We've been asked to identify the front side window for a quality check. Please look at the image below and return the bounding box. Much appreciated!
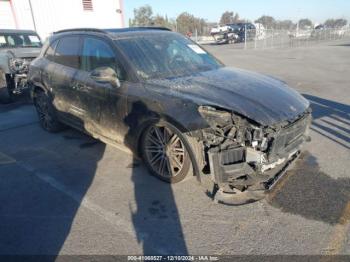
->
[81,37,115,71]
[81,37,125,79]
[114,32,222,80]
[54,36,81,69]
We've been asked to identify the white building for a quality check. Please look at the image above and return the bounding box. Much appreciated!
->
[0,0,124,39]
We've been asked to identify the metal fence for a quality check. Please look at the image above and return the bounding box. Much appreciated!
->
[194,28,350,49]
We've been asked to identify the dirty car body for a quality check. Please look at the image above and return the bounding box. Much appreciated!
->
[0,29,42,103]
[28,28,311,204]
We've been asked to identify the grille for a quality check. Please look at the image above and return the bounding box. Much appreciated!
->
[274,124,306,149]
[270,114,310,157]
[220,147,245,165]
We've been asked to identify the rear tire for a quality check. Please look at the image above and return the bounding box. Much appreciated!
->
[140,121,192,184]
[0,71,11,104]
[0,86,11,104]
[34,90,64,132]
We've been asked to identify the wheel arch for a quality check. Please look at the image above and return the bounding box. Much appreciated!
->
[134,115,203,180]
[133,109,196,151]
[31,83,49,102]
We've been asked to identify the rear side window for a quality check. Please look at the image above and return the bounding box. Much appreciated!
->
[54,36,81,69]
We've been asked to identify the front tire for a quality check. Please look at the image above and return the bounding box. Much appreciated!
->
[34,90,64,132]
[140,122,192,183]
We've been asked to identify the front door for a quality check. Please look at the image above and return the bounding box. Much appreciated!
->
[74,36,128,143]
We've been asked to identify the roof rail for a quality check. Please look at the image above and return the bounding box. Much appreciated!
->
[104,27,172,33]
[132,26,172,31]
[53,28,107,34]
[53,27,172,36]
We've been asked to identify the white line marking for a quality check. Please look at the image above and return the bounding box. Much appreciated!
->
[17,161,169,254]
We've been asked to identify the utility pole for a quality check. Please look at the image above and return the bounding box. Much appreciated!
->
[28,0,37,32]
[296,8,301,36]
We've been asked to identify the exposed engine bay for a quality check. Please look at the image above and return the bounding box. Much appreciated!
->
[8,57,35,94]
[193,105,312,203]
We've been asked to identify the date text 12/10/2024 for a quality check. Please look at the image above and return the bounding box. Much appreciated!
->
[127,256,219,261]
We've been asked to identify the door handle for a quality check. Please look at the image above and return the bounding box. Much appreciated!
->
[72,83,84,90]
[72,83,92,92]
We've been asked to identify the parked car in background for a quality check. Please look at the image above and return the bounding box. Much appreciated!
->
[311,24,347,39]
[210,25,239,44]
[0,29,42,103]
[227,22,256,42]
[29,27,311,205]
[210,25,231,35]
[212,31,239,44]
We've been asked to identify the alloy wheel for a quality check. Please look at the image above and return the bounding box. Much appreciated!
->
[144,126,186,178]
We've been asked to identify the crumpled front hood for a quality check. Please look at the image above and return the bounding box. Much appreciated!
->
[146,67,310,126]
[1,47,41,58]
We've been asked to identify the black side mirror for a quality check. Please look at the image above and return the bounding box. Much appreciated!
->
[90,67,121,88]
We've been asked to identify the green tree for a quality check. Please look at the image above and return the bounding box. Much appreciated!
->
[176,12,207,35]
[219,11,240,24]
[324,18,347,28]
[153,14,174,29]
[153,15,166,26]
[176,12,195,34]
[131,5,153,26]
[298,18,313,29]
[255,15,276,29]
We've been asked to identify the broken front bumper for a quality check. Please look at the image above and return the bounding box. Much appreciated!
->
[207,142,305,205]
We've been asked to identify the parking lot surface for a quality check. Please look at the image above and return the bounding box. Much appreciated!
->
[0,40,349,256]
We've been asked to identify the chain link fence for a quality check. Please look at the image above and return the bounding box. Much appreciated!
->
[193,28,350,49]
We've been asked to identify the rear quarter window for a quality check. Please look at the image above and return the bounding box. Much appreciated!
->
[44,40,58,62]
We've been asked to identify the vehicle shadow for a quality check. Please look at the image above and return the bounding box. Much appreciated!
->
[0,122,106,258]
[0,90,32,113]
[124,101,188,255]
[267,151,350,225]
[303,94,350,150]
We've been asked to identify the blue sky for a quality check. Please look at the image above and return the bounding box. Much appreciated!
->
[124,0,350,24]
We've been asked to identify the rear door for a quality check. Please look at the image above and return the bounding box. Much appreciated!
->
[47,36,84,127]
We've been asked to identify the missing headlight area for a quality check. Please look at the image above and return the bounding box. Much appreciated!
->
[195,105,312,204]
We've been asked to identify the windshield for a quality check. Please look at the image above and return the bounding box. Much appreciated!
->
[0,33,42,48]
[114,32,223,79]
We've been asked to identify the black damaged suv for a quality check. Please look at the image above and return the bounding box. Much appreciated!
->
[28,28,311,204]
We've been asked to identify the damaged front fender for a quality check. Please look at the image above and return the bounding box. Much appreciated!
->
[188,105,312,204]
